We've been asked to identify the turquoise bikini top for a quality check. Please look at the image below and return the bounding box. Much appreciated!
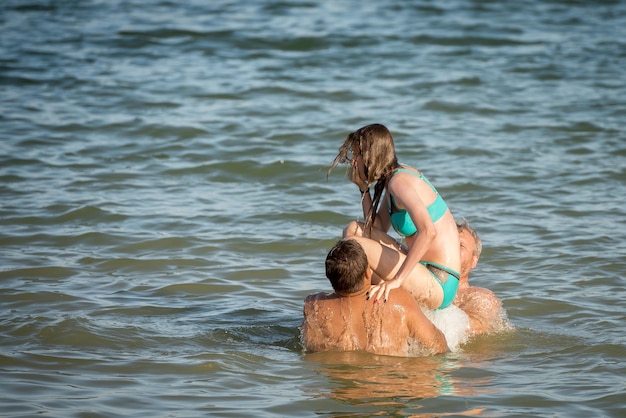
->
[388,168,448,237]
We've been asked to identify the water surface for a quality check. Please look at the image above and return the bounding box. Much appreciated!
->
[1,0,625,416]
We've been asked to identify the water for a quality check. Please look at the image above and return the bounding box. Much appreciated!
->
[1,0,625,416]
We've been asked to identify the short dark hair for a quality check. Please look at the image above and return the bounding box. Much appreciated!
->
[325,239,368,294]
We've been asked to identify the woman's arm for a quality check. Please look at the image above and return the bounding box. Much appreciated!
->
[367,173,436,302]
[348,156,373,221]
[359,189,375,224]
[390,175,436,284]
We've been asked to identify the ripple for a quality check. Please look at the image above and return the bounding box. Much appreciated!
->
[0,0,624,416]
[412,34,537,47]
[422,100,503,115]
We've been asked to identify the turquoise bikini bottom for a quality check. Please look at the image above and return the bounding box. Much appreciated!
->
[421,262,460,309]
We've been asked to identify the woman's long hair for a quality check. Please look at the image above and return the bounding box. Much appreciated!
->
[328,124,399,232]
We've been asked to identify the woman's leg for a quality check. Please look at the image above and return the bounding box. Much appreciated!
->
[343,221,407,254]
[347,235,444,310]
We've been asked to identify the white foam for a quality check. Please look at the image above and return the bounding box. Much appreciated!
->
[423,305,470,352]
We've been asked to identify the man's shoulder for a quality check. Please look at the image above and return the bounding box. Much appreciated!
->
[386,287,420,309]
[455,285,502,309]
[464,286,496,297]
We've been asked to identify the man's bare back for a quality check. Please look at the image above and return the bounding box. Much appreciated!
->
[302,239,448,356]
[303,289,446,356]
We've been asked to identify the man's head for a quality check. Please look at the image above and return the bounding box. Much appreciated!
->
[325,239,369,294]
[456,219,482,278]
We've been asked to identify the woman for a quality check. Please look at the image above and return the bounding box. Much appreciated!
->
[328,123,461,310]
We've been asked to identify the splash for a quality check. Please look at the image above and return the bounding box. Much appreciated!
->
[423,305,470,352]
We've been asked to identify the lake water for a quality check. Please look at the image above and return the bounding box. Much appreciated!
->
[1,0,625,416]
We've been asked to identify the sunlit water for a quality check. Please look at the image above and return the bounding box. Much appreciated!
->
[1,0,625,416]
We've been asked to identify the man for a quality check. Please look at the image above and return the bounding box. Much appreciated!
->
[453,219,508,336]
[302,239,448,356]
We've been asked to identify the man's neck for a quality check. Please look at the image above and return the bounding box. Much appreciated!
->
[335,286,369,298]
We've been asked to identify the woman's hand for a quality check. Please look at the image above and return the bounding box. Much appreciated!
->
[367,276,403,303]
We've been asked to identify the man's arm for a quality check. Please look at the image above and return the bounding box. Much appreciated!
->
[400,292,448,354]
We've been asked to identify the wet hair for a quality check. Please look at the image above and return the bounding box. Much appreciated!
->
[456,219,482,257]
[328,124,400,232]
[325,239,368,294]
